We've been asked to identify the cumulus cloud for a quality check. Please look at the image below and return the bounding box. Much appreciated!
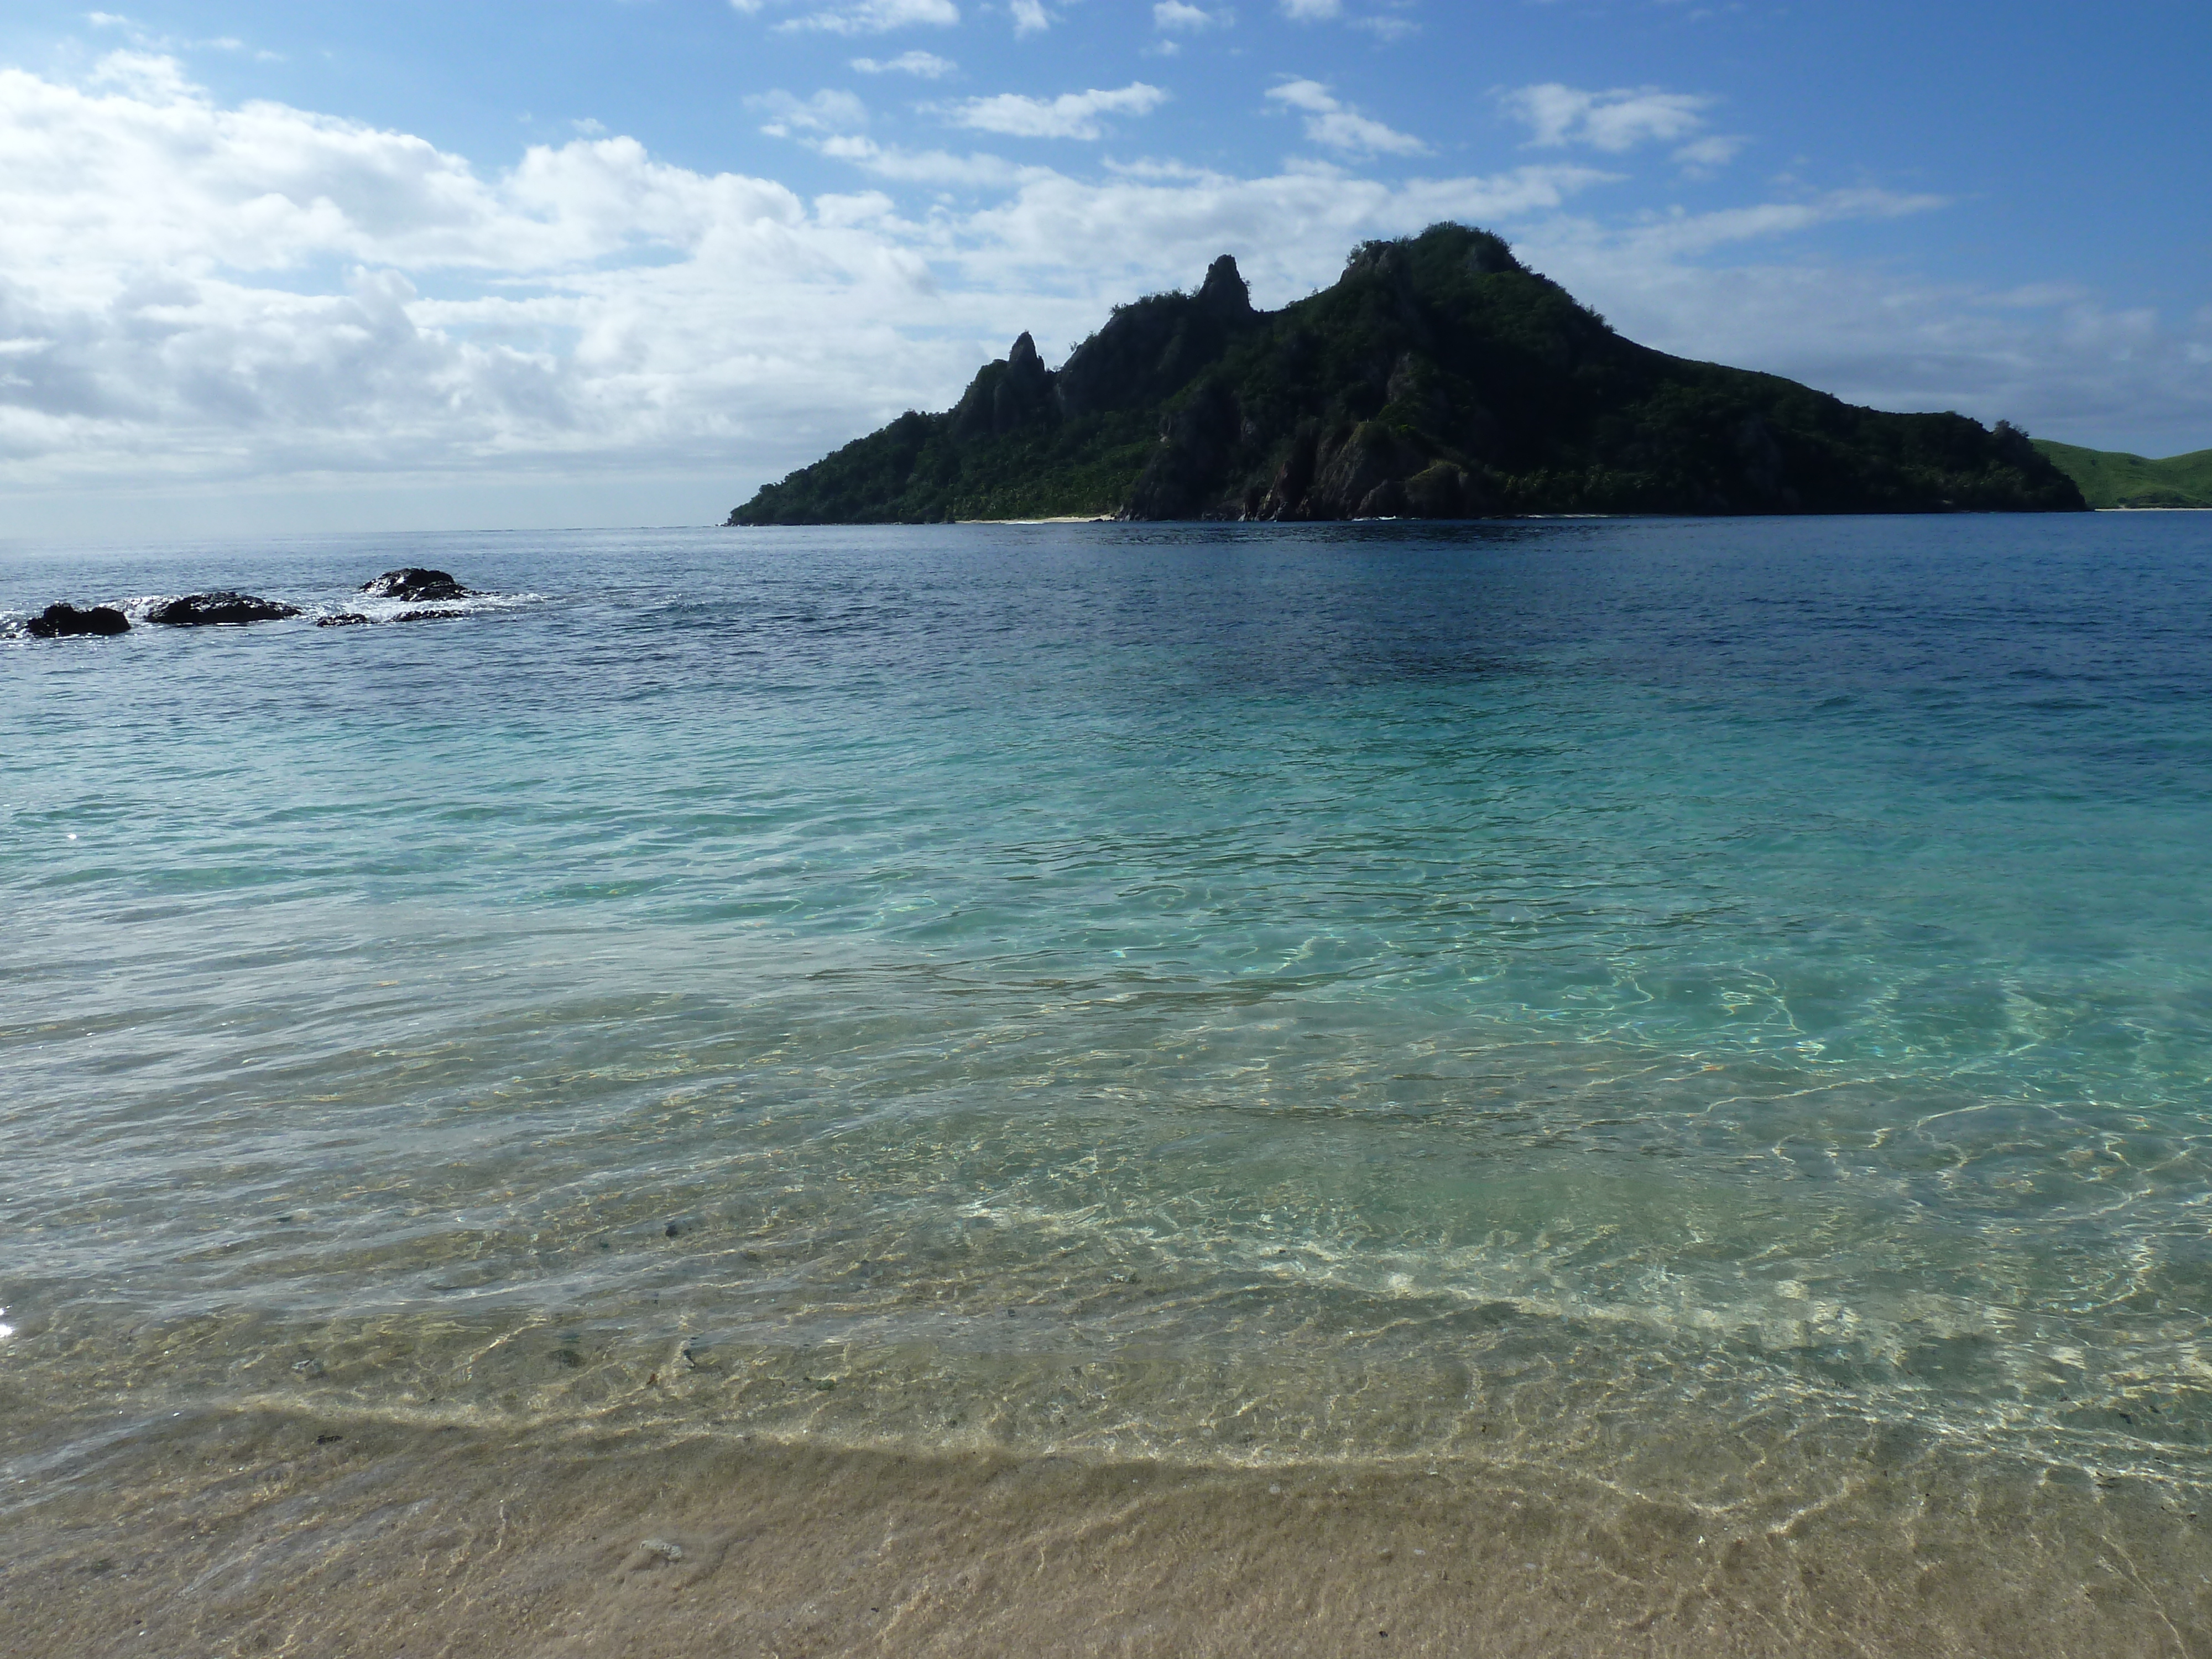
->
[1010,0,1052,35]
[851,50,956,76]
[0,55,947,487]
[1280,0,1340,17]
[946,83,1169,140]
[1504,83,1714,153]
[1265,79,1426,156]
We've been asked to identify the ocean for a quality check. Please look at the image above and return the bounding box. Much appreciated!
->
[6,514,2212,1653]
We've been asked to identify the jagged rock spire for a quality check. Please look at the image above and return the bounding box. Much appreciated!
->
[1196,255,1251,318]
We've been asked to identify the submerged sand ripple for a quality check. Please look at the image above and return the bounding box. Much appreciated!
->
[7,1406,2209,1657]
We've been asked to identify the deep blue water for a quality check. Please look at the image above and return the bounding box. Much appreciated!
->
[5,514,2211,1504]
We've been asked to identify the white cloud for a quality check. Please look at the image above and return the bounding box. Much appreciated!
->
[1520,206,2212,450]
[1280,0,1340,17]
[1154,2,1232,29]
[747,88,870,137]
[816,134,1034,187]
[738,0,961,36]
[1672,133,1749,174]
[851,50,956,76]
[1504,83,1714,153]
[83,9,276,59]
[946,83,1168,141]
[1010,0,1052,35]
[1265,79,1426,156]
[955,161,1615,298]
[1614,187,1943,260]
[1356,16,1417,41]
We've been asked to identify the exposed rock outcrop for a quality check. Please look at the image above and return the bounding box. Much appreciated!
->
[25,603,130,638]
[147,592,302,626]
[360,568,469,602]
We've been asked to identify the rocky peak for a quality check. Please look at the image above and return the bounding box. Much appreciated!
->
[1003,331,1052,401]
[1196,255,1252,319]
[949,330,1056,441]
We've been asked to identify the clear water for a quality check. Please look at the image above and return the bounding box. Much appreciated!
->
[6,515,2212,1521]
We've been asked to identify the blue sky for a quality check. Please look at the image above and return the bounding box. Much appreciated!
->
[2,1,2207,533]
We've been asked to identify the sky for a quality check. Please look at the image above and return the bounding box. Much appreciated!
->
[2,1,2208,535]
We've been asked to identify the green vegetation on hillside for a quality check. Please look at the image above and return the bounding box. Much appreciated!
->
[731,224,2084,524]
[2032,440,2212,509]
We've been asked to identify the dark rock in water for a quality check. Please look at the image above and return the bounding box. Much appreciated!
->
[146,591,301,627]
[360,568,468,601]
[25,603,130,638]
[393,608,468,622]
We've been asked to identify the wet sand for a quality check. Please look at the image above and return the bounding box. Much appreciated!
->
[8,1408,2209,1658]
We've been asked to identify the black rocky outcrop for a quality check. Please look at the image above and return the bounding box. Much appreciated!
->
[727,223,2085,523]
[147,592,301,626]
[360,568,469,601]
[25,603,131,638]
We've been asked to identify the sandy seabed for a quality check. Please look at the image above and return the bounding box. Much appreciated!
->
[7,1408,2209,1659]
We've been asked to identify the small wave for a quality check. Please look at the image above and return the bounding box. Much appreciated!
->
[314,591,543,625]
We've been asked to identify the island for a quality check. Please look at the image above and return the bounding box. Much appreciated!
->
[729,222,2084,524]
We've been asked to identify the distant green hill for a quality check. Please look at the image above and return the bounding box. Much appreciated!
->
[731,223,2083,524]
[2032,440,2212,509]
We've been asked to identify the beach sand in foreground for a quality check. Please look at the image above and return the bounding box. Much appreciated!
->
[7,1408,2206,1657]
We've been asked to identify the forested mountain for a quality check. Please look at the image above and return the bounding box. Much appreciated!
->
[730,223,2085,524]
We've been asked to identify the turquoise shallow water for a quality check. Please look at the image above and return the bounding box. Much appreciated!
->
[6,515,2212,1516]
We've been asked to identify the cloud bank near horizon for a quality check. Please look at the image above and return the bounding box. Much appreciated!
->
[1,52,2205,525]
